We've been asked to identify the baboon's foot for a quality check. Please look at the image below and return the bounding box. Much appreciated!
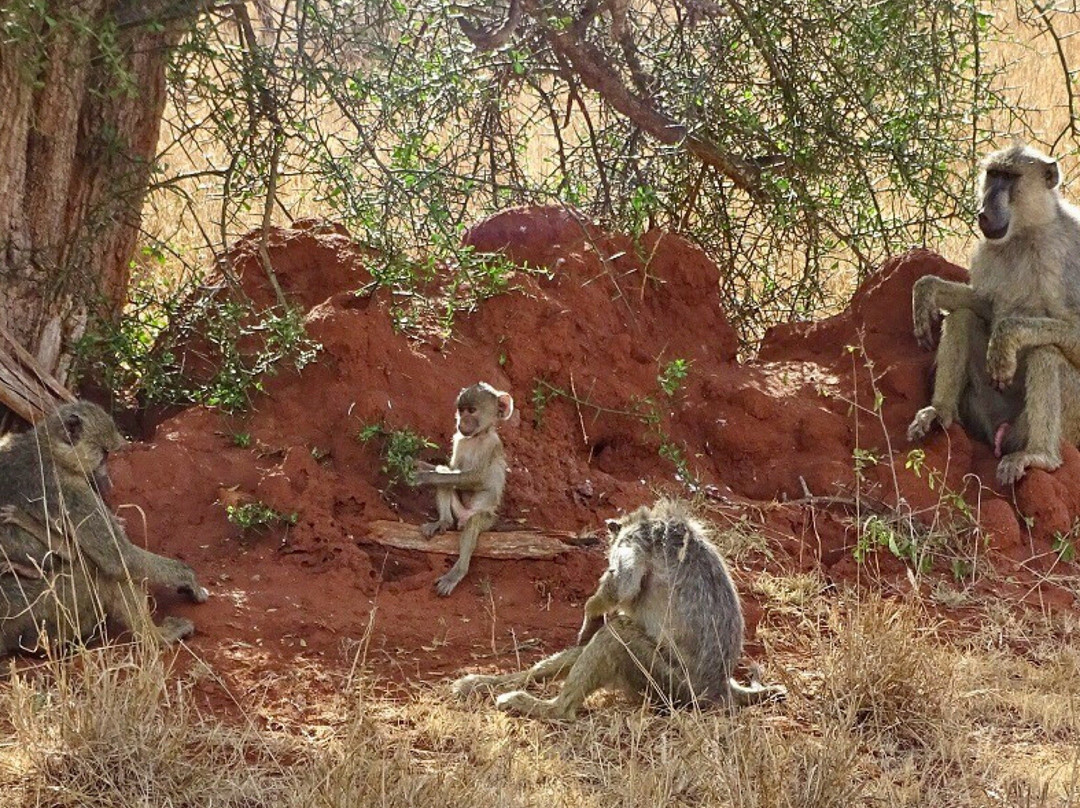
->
[421,520,451,539]
[157,616,196,644]
[729,680,788,707]
[435,565,466,597]
[996,451,1062,485]
[450,673,500,699]
[496,690,575,720]
[907,406,954,442]
[0,505,16,524]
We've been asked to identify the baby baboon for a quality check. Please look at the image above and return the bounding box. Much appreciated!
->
[909,143,1080,484]
[0,401,208,654]
[413,382,513,597]
[452,500,785,719]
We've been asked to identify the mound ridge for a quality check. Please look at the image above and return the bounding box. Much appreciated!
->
[106,207,1078,695]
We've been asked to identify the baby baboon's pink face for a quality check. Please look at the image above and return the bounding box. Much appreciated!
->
[455,383,513,437]
[455,390,494,437]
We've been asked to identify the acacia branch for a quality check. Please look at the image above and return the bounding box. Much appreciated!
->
[531,6,763,194]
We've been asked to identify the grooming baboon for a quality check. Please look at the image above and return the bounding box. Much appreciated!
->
[412,382,514,597]
[0,401,208,654]
[909,143,1080,484]
[451,500,785,719]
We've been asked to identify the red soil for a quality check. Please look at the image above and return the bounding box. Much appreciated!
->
[103,209,1079,713]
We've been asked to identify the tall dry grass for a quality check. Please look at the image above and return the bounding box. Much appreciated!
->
[0,589,1077,807]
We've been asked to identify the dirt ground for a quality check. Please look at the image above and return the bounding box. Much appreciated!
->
[103,207,1080,716]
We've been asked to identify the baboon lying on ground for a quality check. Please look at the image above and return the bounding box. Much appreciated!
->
[909,142,1080,484]
[452,500,785,719]
[0,401,208,654]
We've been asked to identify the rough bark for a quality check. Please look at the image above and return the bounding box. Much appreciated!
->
[0,2,195,386]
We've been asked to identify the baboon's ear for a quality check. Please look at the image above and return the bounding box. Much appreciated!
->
[605,518,621,536]
[496,391,514,421]
[1043,158,1061,189]
[61,411,84,445]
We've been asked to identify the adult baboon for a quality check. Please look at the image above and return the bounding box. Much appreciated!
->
[0,401,208,654]
[412,382,514,597]
[451,500,785,719]
[909,143,1080,484]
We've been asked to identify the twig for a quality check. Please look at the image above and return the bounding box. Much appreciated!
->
[569,372,589,446]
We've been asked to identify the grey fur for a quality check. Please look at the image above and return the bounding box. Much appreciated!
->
[451,499,785,719]
[0,401,208,655]
[909,142,1080,484]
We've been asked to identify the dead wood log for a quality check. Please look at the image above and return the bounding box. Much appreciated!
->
[362,520,580,560]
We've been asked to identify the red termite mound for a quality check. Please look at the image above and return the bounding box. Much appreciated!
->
[104,208,1078,704]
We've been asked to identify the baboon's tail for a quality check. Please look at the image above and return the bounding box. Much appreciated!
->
[728,678,787,707]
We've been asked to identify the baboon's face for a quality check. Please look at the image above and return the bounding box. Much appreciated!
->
[978,169,1017,240]
[455,383,513,437]
[978,146,1061,241]
[49,402,127,475]
[455,386,499,437]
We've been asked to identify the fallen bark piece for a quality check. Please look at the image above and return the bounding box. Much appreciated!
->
[362,520,579,560]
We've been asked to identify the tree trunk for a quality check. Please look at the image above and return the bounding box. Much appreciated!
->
[0,2,192,388]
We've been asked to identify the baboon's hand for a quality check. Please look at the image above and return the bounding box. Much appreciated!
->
[413,469,442,487]
[414,460,436,473]
[911,277,942,350]
[987,320,1022,389]
[179,582,210,603]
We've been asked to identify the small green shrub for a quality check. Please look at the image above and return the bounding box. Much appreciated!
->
[357,424,437,485]
[226,502,298,533]
[658,358,691,397]
[74,276,321,413]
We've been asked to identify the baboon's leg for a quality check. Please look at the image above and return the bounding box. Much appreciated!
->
[909,308,986,441]
[998,346,1065,484]
[422,486,456,538]
[452,645,584,698]
[1059,365,1080,446]
[496,617,684,720]
[435,509,495,597]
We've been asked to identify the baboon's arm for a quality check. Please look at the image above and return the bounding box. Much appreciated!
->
[576,547,646,644]
[912,275,992,349]
[414,448,504,492]
[987,316,1080,387]
[414,465,490,490]
[926,279,992,317]
[65,501,172,581]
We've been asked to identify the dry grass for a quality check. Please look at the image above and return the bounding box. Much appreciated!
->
[0,585,1077,807]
